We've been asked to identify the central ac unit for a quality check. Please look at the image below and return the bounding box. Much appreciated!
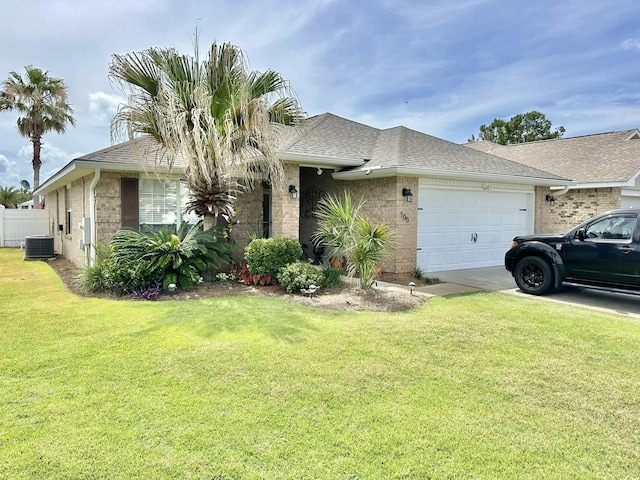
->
[24,235,55,259]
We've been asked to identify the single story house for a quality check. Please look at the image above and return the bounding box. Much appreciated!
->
[33,113,569,275]
[465,129,640,233]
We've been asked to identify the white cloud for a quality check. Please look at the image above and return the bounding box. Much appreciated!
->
[621,38,640,51]
[16,141,78,185]
[88,91,125,122]
[18,142,70,164]
[0,153,24,187]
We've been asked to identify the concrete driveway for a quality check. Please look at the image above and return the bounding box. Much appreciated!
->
[427,266,640,320]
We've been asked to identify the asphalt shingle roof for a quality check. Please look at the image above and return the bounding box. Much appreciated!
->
[38,112,569,195]
[279,113,379,160]
[77,136,185,169]
[286,113,567,181]
[464,129,640,183]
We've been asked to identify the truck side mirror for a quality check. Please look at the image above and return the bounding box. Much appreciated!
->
[577,228,586,241]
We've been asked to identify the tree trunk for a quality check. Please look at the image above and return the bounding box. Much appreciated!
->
[32,135,42,190]
[203,212,218,231]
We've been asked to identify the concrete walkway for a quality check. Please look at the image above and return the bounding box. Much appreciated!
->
[423,266,514,293]
[375,266,512,296]
[390,265,640,320]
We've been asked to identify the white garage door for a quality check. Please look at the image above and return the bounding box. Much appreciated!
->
[417,187,533,272]
[619,195,640,208]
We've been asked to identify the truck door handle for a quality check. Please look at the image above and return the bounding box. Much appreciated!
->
[618,245,634,254]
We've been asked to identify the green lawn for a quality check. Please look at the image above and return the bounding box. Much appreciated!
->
[1,248,639,479]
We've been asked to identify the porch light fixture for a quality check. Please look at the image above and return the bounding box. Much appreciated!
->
[317,168,323,175]
[546,194,555,206]
[288,184,298,199]
[402,187,413,202]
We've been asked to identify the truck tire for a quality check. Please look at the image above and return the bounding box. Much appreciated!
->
[514,256,554,295]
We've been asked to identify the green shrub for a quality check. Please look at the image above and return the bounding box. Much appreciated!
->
[277,262,325,294]
[321,264,342,288]
[244,237,303,278]
[78,221,235,296]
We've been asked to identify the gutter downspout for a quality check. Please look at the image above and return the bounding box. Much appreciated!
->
[89,168,101,266]
[551,185,571,197]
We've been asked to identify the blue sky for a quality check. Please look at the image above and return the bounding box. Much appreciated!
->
[2,0,640,189]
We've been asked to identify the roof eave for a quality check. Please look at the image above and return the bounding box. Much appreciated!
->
[332,166,573,186]
[34,160,185,195]
[562,180,635,190]
[279,152,365,168]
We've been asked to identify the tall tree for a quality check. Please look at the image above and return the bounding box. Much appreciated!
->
[109,37,305,229]
[0,66,75,189]
[469,110,565,145]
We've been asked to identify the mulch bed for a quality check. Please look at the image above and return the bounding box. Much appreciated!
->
[44,256,429,312]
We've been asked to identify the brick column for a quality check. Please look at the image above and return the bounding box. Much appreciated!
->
[271,163,300,239]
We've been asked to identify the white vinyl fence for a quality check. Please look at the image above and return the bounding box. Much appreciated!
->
[0,209,50,247]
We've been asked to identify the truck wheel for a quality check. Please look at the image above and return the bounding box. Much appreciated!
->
[514,256,554,295]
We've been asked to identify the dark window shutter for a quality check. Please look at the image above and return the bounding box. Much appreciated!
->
[121,178,139,229]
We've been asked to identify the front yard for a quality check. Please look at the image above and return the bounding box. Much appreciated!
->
[1,248,639,479]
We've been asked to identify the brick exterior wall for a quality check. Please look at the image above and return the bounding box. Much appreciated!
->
[271,163,300,240]
[44,177,93,266]
[52,164,624,275]
[95,171,131,244]
[44,190,62,257]
[535,187,621,233]
[297,166,417,276]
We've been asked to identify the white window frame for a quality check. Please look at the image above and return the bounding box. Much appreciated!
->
[138,177,199,231]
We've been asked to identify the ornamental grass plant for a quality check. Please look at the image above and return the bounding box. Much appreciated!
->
[312,191,393,289]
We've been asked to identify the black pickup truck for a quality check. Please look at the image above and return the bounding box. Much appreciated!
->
[505,209,640,295]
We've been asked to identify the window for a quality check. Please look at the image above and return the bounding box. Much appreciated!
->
[138,179,200,230]
[121,178,200,232]
[139,178,178,230]
[584,215,637,240]
[65,186,72,235]
[179,182,200,225]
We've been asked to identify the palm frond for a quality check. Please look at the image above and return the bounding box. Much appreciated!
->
[109,36,305,223]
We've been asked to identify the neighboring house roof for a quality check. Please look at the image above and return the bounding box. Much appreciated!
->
[35,112,570,196]
[464,129,640,187]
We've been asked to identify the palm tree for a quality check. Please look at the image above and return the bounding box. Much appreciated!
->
[0,66,75,189]
[109,37,305,229]
[0,186,31,208]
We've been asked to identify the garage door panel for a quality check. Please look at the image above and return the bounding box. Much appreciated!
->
[417,187,533,272]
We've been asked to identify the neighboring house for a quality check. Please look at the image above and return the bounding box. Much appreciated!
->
[33,113,568,275]
[465,129,640,233]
